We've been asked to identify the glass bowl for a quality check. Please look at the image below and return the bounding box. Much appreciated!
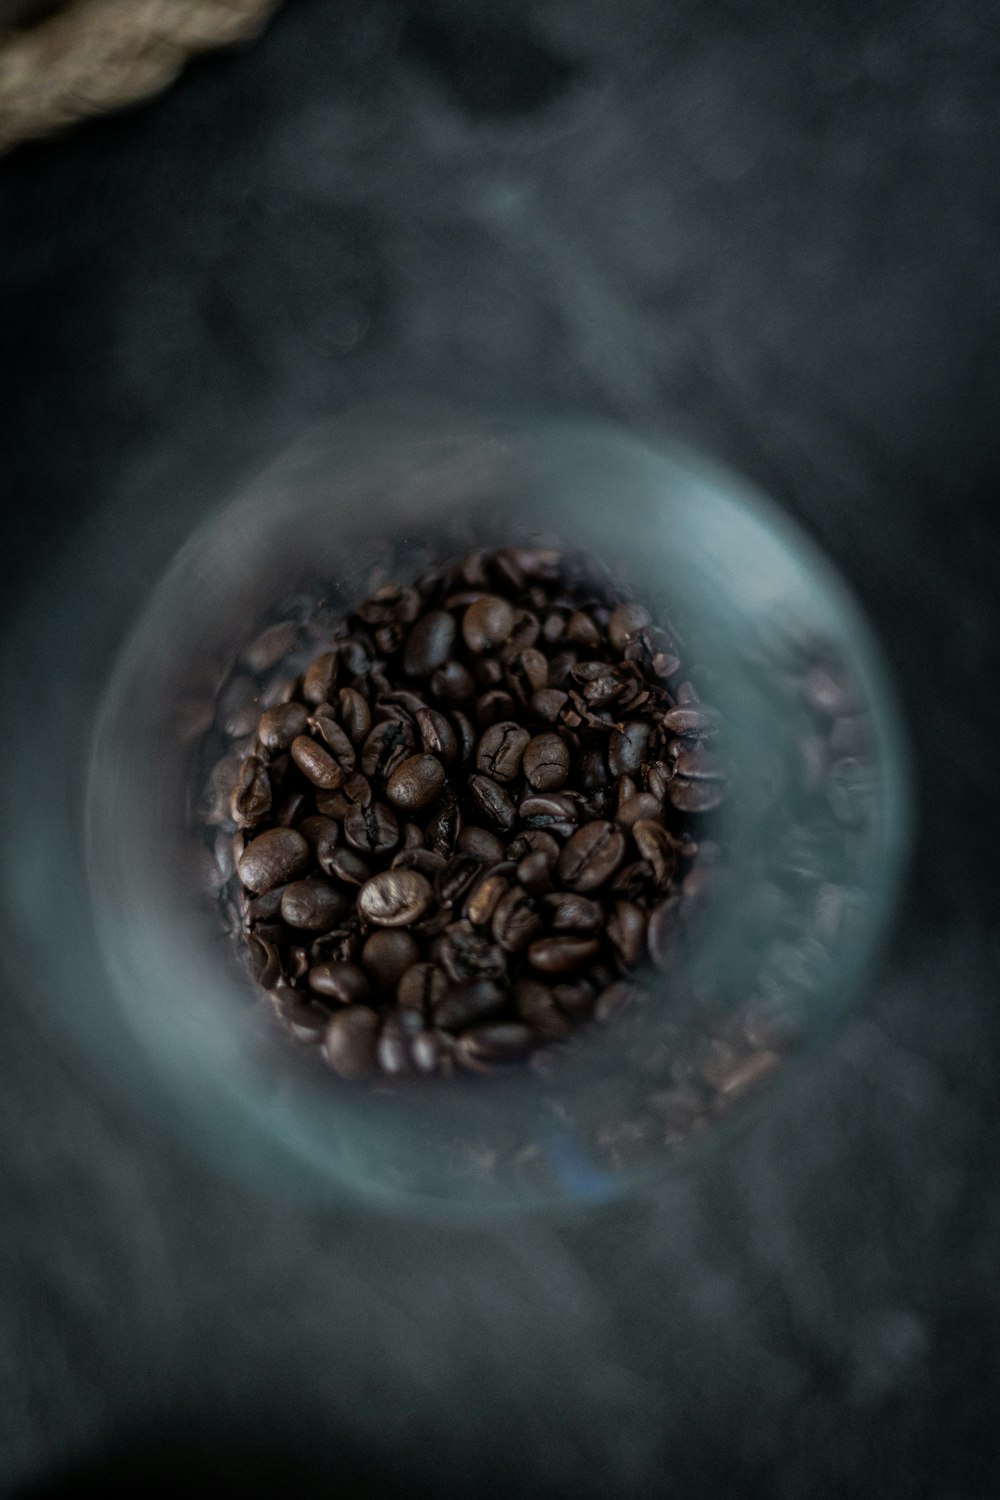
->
[1,408,910,1213]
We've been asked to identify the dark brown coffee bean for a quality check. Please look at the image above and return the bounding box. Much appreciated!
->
[491,887,545,953]
[567,610,601,648]
[513,978,572,1039]
[247,932,281,986]
[310,715,356,770]
[462,595,516,653]
[469,774,516,830]
[544,892,603,932]
[403,610,457,676]
[435,854,482,907]
[308,960,370,1004]
[456,1023,534,1064]
[337,686,372,744]
[230,755,271,827]
[316,770,372,819]
[608,899,648,967]
[647,894,682,967]
[397,962,449,1011]
[608,721,651,778]
[433,979,506,1031]
[238,828,311,893]
[516,850,553,895]
[386,753,446,811]
[522,733,570,791]
[476,721,531,781]
[412,1029,444,1074]
[324,1005,379,1079]
[290,735,343,790]
[416,706,459,764]
[593,981,639,1024]
[632,820,676,885]
[362,930,419,991]
[506,829,561,863]
[302,650,339,706]
[357,869,434,926]
[668,778,726,813]
[614,793,664,829]
[578,747,610,792]
[425,792,462,854]
[476,690,518,726]
[216,674,261,738]
[451,709,477,765]
[458,826,506,863]
[241,619,298,675]
[527,936,601,975]
[430,661,475,702]
[281,878,351,931]
[531,688,569,723]
[551,981,595,1021]
[608,602,651,652]
[506,647,548,695]
[324,847,371,885]
[464,871,511,927]
[343,801,400,855]
[556,821,625,891]
[246,883,286,925]
[673,745,726,782]
[392,847,447,877]
[361,719,416,779]
[258,701,309,754]
[663,705,721,737]
[374,1012,412,1075]
[297,815,339,871]
[519,792,579,826]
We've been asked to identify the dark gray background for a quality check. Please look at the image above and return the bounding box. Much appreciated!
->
[2,1,999,1495]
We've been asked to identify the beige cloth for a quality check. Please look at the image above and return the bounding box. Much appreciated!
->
[0,0,281,152]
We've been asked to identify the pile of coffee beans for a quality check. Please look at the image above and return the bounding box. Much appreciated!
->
[198,547,729,1082]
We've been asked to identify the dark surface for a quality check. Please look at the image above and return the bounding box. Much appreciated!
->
[2,1,1000,1496]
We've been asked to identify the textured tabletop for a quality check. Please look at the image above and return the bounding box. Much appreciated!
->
[1,1,999,1495]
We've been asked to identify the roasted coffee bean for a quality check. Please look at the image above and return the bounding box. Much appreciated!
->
[663,705,721,737]
[437,919,507,983]
[361,719,416,780]
[435,854,482,907]
[357,869,434,926]
[392,847,447,878]
[317,770,372,819]
[258,701,309,754]
[337,686,372,744]
[608,721,651,778]
[324,848,371,885]
[668,777,726,813]
[491,886,545,953]
[464,870,511,927]
[238,828,311,893]
[281,878,351,931]
[519,792,579,827]
[522,733,570,791]
[242,619,298,675]
[362,930,420,991]
[507,647,548,695]
[230,755,271,827]
[614,792,664,829]
[557,821,625,891]
[506,829,561,863]
[450,709,477,765]
[593,981,639,1024]
[608,602,651,652]
[476,690,518,726]
[531,688,569,722]
[397,961,449,1011]
[513,978,572,1039]
[216,674,261,738]
[403,610,457,676]
[290,735,343,790]
[247,932,282,986]
[308,960,371,1004]
[343,801,400,855]
[462,595,515,653]
[416,706,459,764]
[456,1023,534,1065]
[375,1012,412,1075]
[302,650,339,706]
[608,899,648,968]
[298,815,340,872]
[385,753,447,812]
[469,774,516,830]
[567,610,601,648]
[310,715,356,769]
[458,825,506,863]
[433,979,506,1031]
[324,1005,379,1079]
[476,721,531,781]
[647,894,682,967]
[246,884,286,925]
[516,850,552,895]
[632,820,676,885]
[411,1028,444,1074]
[425,792,461,853]
[544,892,603,933]
[527,936,601,975]
[430,660,475,702]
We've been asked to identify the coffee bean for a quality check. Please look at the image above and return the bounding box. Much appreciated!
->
[290,735,343,790]
[614,793,664,829]
[607,721,651,778]
[647,895,682,967]
[281,878,350,931]
[411,1029,444,1074]
[230,755,272,827]
[476,721,531,781]
[456,1023,534,1064]
[632,820,676,885]
[343,801,400,854]
[464,870,511,927]
[593,981,639,1024]
[403,610,457,676]
[216,674,261,738]
[238,828,311,893]
[258,701,309,753]
[362,930,419,991]
[310,715,356,770]
[416,707,459,764]
[668,777,726,813]
[435,853,482,907]
[556,821,625,891]
[519,792,579,827]
[357,869,434,926]
[462,595,516,653]
[513,978,571,1039]
[324,848,372,885]
[430,661,475,702]
[567,610,601,648]
[317,770,372,819]
[324,1006,379,1080]
[527,936,601,975]
[308,960,371,1004]
[608,899,648,967]
[242,619,298,675]
[531,688,569,722]
[544,892,603,933]
[361,719,416,780]
[608,602,651,652]
[491,887,545,953]
[302,650,339,706]
[433,979,506,1031]
[247,932,281,986]
[522,733,570,791]
[458,825,506,863]
[386,753,446,811]
[338,686,372,744]
[397,962,449,1011]
[516,850,552,895]
[469,774,516,830]
[298,815,340,871]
